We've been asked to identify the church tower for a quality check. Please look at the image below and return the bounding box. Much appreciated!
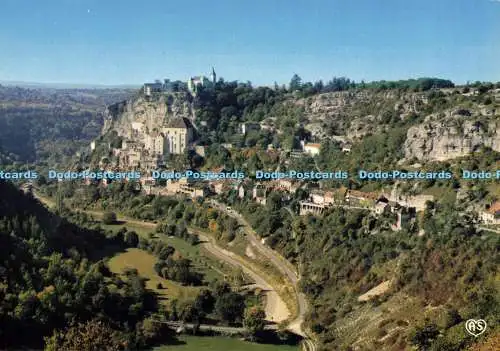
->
[210,67,216,84]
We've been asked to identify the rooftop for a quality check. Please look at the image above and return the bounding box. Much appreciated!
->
[487,201,500,214]
[348,190,380,200]
[165,117,193,129]
[304,143,321,148]
[144,82,163,87]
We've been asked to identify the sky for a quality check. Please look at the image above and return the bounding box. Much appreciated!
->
[1,0,499,86]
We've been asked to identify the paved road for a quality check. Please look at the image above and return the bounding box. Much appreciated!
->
[154,320,278,334]
[211,202,318,351]
[210,201,310,338]
[190,228,291,324]
[477,226,500,234]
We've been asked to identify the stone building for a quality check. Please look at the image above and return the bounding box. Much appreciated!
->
[299,201,326,216]
[162,118,194,155]
[188,67,216,94]
[144,132,166,156]
[240,122,261,135]
[481,201,500,224]
[143,81,163,96]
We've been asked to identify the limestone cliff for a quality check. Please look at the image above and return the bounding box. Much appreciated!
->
[404,112,500,161]
[102,92,194,137]
[293,90,429,140]
[293,89,499,162]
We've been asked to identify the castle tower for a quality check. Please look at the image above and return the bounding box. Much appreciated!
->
[210,67,216,84]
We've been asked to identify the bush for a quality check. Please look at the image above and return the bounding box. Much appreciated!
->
[102,211,117,224]
[44,320,125,351]
[410,323,440,350]
[124,231,139,247]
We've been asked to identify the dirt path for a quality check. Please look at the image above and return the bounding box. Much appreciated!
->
[191,229,290,323]
[358,280,392,302]
[209,201,314,348]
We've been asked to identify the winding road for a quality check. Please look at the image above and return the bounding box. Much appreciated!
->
[190,227,291,324]
[32,190,316,350]
[209,201,314,345]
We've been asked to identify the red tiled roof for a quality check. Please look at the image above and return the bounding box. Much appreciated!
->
[348,190,380,200]
[487,201,500,214]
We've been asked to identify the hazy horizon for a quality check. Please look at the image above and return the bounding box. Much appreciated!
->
[1,75,496,90]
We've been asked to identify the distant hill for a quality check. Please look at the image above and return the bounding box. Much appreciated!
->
[0,85,136,164]
[0,81,140,89]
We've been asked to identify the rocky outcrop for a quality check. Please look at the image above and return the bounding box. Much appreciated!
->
[294,91,429,140]
[102,92,194,137]
[404,114,500,161]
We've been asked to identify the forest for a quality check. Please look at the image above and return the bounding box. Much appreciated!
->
[0,180,269,350]
[0,181,144,348]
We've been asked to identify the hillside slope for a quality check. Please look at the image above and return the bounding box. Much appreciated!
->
[0,181,158,349]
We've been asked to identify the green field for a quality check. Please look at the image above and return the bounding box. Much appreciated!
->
[154,336,299,351]
[101,221,232,282]
[108,248,201,305]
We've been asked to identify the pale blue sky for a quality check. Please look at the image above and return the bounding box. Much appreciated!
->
[1,0,499,86]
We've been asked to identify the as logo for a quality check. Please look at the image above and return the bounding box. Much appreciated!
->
[465,319,487,337]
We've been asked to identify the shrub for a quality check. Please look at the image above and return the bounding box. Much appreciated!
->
[102,211,117,224]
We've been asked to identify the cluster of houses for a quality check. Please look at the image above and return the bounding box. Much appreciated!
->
[238,120,352,156]
[297,188,424,231]
[92,117,195,171]
[76,158,500,232]
[135,175,302,206]
[480,201,500,224]
[100,69,220,172]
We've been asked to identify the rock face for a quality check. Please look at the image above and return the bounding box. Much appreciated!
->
[294,90,429,140]
[102,92,194,137]
[404,114,500,161]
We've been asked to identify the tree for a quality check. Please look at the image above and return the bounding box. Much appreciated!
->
[136,317,161,346]
[55,189,65,213]
[215,292,245,324]
[212,281,231,298]
[313,80,324,92]
[289,74,302,91]
[124,231,139,247]
[44,320,125,351]
[440,308,461,329]
[102,211,117,225]
[36,174,47,186]
[194,289,215,316]
[243,306,266,337]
